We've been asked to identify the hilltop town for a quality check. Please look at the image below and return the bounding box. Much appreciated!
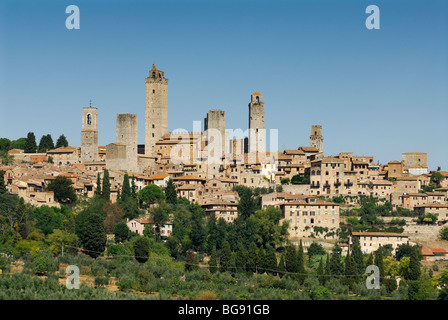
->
[1,64,448,300]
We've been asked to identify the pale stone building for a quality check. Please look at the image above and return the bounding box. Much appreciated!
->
[248,91,265,154]
[349,232,409,254]
[80,106,99,163]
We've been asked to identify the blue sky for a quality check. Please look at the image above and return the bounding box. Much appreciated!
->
[0,0,447,170]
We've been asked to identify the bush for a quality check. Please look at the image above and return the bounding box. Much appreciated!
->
[310,286,332,300]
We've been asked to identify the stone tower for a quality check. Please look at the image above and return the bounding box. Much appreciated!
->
[204,109,227,157]
[145,63,168,156]
[117,113,138,172]
[81,106,98,163]
[248,91,265,154]
[310,125,323,153]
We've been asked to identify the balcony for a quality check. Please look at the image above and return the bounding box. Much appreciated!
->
[310,184,320,189]
[334,181,342,187]
[344,181,354,187]
[323,183,331,189]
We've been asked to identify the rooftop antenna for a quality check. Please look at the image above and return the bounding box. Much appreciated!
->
[89,99,92,107]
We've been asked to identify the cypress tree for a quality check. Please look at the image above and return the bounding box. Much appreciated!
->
[131,176,137,199]
[95,173,101,197]
[83,212,107,259]
[246,241,258,274]
[285,244,299,275]
[366,253,374,267]
[165,178,177,205]
[408,246,422,280]
[209,246,218,274]
[325,253,331,283]
[219,241,233,273]
[55,134,69,148]
[278,252,286,278]
[0,170,6,195]
[265,245,278,276]
[344,251,356,287]
[38,134,54,153]
[297,240,306,283]
[329,245,344,276]
[121,174,131,201]
[258,247,267,273]
[374,250,385,280]
[102,169,111,202]
[317,256,325,285]
[24,132,37,153]
[235,238,247,274]
[351,237,365,277]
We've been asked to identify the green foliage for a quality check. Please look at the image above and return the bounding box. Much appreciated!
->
[134,236,150,263]
[46,176,77,204]
[38,134,54,153]
[138,184,165,208]
[310,286,331,300]
[165,178,177,205]
[440,227,448,241]
[280,178,290,185]
[291,175,309,185]
[55,134,69,148]
[329,245,344,276]
[121,174,131,201]
[24,132,37,153]
[114,221,131,243]
[0,170,7,195]
[209,247,218,274]
[417,213,438,225]
[101,169,111,202]
[82,212,106,259]
[219,241,233,273]
[307,242,326,260]
[237,188,259,219]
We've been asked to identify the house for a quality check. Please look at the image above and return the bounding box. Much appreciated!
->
[126,218,172,238]
[349,232,409,255]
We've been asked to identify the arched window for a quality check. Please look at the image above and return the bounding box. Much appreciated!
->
[87,114,92,125]
[256,96,259,103]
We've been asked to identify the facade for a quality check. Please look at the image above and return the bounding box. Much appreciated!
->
[80,106,99,163]
[127,218,172,238]
[116,113,138,172]
[349,232,409,254]
[309,125,323,154]
[248,91,265,154]
[145,63,168,156]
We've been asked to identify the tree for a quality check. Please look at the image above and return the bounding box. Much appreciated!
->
[24,132,37,153]
[55,134,69,148]
[344,251,356,287]
[219,240,233,273]
[82,212,106,258]
[101,169,111,202]
[189,203,206,251]
[278,252,286,278]
[308,242,326,261]
[235,238,247,273]
[209,246,218,274]
[102,202,123,234]
[291,174,309,185]
[440,227,448,241]
[38,134,54,153]
[131,176,137,199]
[121,174,131,201]
[285,244,298,274]
[265,244,278,276]
[138,184,165,208]
[47,229,78,256]
[0,151,14,165]
[0,170,6,195]
[246,241,258,273]
[150,202,170,242]
[351,237,365,277]
[46,176,77,204]
[329,245,344,276]
[134,236,150,263]
[185,249,197,271]
[165,178,177,205]
[408,245,422,281]
[297,240,306,283]
[95,173,101,197]
[113,221,131,243]
[317,256,325,285]
[0,138,11,152]
[374,250,385,279]
[237,188,258,219]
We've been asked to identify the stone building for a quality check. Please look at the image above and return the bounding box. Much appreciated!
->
[402,152,428,175]
[310,125,323,154]
[349,232,409,255]
[80,106,99,163]
[116,113,138,172]
[145,63,168,156]
[248,91,265,154]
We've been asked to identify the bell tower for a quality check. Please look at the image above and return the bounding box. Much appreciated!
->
[310,125,323,154]
[248,91,265,154]
[145,63,168,155]
[81,105,99,163]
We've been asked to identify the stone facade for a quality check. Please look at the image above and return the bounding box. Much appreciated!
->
[80,106,99,163]
[145,63,168,156]
[310,125,323,154]
[248,91,265,154]
[116,113,138,172]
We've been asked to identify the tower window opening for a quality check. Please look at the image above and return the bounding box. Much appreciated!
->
[153,90,155,93]
[256,96,259,103]
[87,114,92,125]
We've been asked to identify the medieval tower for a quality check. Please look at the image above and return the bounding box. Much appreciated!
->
[116,113,138,172]
[310,125,323,153]
[248,91,265,154]
[81,106,99,163]
[145,63,168,156]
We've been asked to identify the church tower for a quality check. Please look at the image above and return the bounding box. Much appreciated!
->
[81,106,98,163]
[145,63,168,155]
[248,91,265,154]
[310,125,323,154]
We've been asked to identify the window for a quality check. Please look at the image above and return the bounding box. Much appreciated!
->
[153,89,155,93]
[87,114,92,125]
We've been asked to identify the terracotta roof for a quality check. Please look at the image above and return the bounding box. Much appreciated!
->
[430,248,448,254]
[172,175,205,181]
[421,246,434,256]
[299,146,319,152]
[149,174,171,180]
[253,91,261,96]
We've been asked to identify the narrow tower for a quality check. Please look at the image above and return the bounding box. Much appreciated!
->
[248,91,265,154]
[117,113,138,173]
[145,63,168,155]
[310,125,323,154]
[81,106,98,163]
